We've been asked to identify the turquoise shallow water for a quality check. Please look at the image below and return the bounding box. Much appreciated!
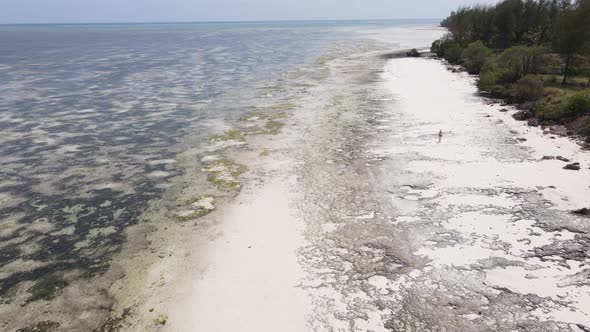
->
[0,20,437,304]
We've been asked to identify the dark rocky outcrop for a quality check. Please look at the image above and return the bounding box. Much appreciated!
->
[512,109,535,121]
[556,156,570,162]
[573,208,590,217]
[548,125,569,136]
[563,163,581,170]
[406,49,421,57]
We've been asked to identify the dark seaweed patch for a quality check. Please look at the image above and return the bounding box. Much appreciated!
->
[27,273,68,302]
[16,321,61,332]
[100,307,133,332]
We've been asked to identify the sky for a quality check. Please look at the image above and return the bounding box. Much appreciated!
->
[0,0,501,24]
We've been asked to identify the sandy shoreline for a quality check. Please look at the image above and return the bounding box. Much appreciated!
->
[107,46,590,331]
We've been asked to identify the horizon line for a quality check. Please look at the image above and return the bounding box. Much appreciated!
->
[0,18,443,26]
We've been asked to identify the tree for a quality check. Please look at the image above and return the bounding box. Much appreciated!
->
[431,34,463,64]
[478,61,508,94]
[444,43,463,64]
[468,5,495,45]
[552,1,587,84]
[492,0,521,48]
[576,0,590,86]
[448,7,474,46]
[461,41,492,74]
[497,46,547,82]
[437,0,590,86]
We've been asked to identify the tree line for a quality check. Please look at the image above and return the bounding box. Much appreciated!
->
[436,0,590,84]
[432,0,590,138]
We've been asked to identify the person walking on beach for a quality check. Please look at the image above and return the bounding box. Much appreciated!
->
[438,130,443,143]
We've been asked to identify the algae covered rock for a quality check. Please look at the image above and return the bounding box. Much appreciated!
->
[202,159,248,192]
[174,195,216,221]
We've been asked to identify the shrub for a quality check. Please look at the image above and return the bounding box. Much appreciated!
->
[477,61,505,93]
[443,43,463,64]
[431,39,443,57]
[547,75,559,84]
[431,35,463,64]
[568,65,580,76]
[477,70,499,91]
[431,34,453,57]
[511,75,544,102]
[461,40,491,74]
[565,91,590,117]
[496,46,546,83]
[536,103,564,120]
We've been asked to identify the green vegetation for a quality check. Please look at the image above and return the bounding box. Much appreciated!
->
[208,106,292,143]
[565,91,590,116]
[264,120,285,134]
[208,129,246,142]
[437,0,590,137]
[174,195,216,221]
[461,41,491,74]
[153,314,168,326]
[512,75,544,102]
[431,37,462,64]
[203,159,248,192]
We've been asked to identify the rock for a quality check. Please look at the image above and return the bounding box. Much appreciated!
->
[512,109,534,121]
[563,163,581,170]
[573,208,590,216]
[500,108,509,112]
[527,118,539,127]
[153,314,168,326]
[517,102,536,111]
[556,156,570,162]
[406,49,420,57]
[549,125,568,136]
